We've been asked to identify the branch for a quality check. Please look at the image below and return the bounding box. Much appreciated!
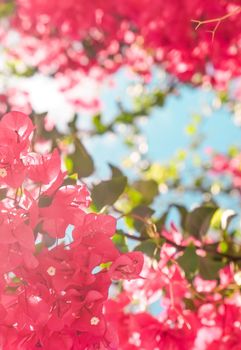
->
[191,6,241,40]
[192,7,241,28]
[122,232,145,241]
[119,212,241,262]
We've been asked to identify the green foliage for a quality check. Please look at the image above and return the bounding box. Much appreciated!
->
[132,180,159,205]
[185,206,218,239]
[109,164,124,177]
[126,205,155,238]
[7,61,37,77]
[134,239,160,259]
[113,231,128,253]
[198,255,225,280]
[171,204,188,229]
[66,139,95,178]
[178,246,225,280]
[177,244,199,278]
[0,1,14,18]
[0,188,7,200]
[92,114,109,134]
[92,166,127,210]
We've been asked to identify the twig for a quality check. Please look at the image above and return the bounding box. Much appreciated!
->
[192,6,241,28]
[192,6,241,39]
[119,212,241,262]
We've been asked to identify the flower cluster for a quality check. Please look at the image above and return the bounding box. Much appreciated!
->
[105,241,241,349]
[2,0,241,88]
[0,111,143,349]
[211,152,241,189]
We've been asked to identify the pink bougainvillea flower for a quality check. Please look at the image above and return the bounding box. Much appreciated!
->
[0,111,144,349]
[109,252,144,280]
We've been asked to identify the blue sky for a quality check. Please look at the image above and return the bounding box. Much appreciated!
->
[82,69,241,218]
[86,69,241,173]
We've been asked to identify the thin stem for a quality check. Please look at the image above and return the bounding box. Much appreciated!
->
[192,6,241,29]
[122,232,145,241]
[120,212,241,262]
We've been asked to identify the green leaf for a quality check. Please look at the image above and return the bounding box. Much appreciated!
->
[0,1,15,18]
[218,241,229,254]
[154,91,165,106]
[62,174,77,186]
[221,209,237,231]
[211,209,236,231]
[177,244,198,277]
[130,205,155,237]
[185,206,218,239]
[100,261,112,269]
[35,242,44,254]
[113,231,128,253]
[155,211,168,231]
[38,196,52,208]
[114,186,142,213]
[170,204,188,229]
[109,164,124,178]
[133,179,159,205]
[68,139,95,178]
[42,235,56,248]
[115,112,134,124]
[92,176,127,210]
[7,62,37,77]
[65,156,73,173]
[68,114,78,133]
[184,298,196,311]
[198,256,225,280]
[0,188,7,201]
[92,114,108,134]
[134,239,159,258]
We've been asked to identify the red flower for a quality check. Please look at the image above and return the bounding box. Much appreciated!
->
[26,149,61,184]
[109,252,144,280]
[0,111,144,349]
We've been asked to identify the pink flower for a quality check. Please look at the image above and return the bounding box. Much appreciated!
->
[110,252,144,280]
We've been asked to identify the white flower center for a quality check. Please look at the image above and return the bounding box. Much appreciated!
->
[47,266,56,276]
[90,316,100,325]
[0,168,7,178]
